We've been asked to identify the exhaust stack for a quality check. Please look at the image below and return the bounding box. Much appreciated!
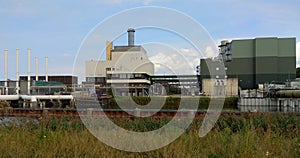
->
[27,48,31,95]
[45,56,48,82]
[127,28,135,46]
[35,57,38,81]
[4,48,8,95]
[16,48,19,95]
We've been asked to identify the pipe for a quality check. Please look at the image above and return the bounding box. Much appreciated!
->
[27,48,31,95]
[45,56,48,82]
[35,57,38,81]
[0,95,19,100]
[4,48,8,95]
[0,95,73,101]
[21,95,73,100]
[16,48,19,95]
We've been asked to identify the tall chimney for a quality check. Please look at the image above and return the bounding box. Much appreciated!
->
[4,48,8,95]
[16,48,19,95]
[106,41,112,61]
[45,56,48,82]
[27,48,31,95]
[35,57,38,81]
[127,28,135,46]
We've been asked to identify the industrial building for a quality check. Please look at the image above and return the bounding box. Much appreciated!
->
[19,75,78,87]
[0,47,78,95]
[150,75,200,95]
[1,75,77,95]
[19,75,77,95]
[201,37,296,92]
[85,28,154,96]
[0,48,75,108]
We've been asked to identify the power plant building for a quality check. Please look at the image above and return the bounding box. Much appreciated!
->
[85,28,154,96]
[201,37,296,90]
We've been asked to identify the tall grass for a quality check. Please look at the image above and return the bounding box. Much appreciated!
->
[106,96,238,110]
[0,113,299,157]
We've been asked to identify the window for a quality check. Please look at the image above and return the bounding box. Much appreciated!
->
[120,74,127,79]
[112,74,119,78]
[135,74,142,78]
[86,77,95,82]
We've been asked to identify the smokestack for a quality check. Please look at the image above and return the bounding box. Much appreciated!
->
[106,41,112,61]
[127,28,135,46]
[35,57,38,81]
[27,48,31,95]
[45,56,48,82]
[16,48,19,95]
[4,48,8,95]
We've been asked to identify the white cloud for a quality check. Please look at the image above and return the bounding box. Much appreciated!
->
[297,42,300,68]
[179,48,198,56]
[204,46,216,58]
[149,48,200,75]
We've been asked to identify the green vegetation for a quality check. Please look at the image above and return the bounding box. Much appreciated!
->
[0,113,299,157]
[105,96,238,110]
[0,101,10,108]
[66,87,74,92]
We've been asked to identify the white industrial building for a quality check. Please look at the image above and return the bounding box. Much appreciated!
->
[85,28,154,96]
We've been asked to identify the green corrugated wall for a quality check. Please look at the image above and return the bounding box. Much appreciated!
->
[201,37,296,89]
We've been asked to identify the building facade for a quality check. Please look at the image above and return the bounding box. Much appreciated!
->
[201,37,296,90]
[85,29,154,96]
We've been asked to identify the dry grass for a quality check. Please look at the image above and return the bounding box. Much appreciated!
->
[0,113,299,157]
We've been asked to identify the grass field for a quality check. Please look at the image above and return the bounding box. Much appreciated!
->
[0,113,299,157]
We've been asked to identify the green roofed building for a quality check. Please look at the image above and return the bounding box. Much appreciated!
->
[201,37,296,89]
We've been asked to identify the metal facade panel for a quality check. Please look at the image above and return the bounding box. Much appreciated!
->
[278,57,296,74]
[225,58,254,75]
[231,39,254,58]
[255,38,278,57]
[278,38,296,57]
[255,57,278,74]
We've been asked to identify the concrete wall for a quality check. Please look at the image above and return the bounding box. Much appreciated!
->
[202,78,238,96]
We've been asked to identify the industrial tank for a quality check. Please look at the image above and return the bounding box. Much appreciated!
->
[275,90,300,98]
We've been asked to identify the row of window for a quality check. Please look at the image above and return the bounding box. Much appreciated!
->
[86,77,106,83]
[107,73,147,79]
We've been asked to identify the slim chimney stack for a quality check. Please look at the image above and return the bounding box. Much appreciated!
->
[27,48,31,95]
[35,57,38,81]
[45,56,48,82]
[16,48,19,95]
[127,28,135,46]
[4,48,8,95]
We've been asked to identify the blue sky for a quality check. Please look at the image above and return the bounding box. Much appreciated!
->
[1,0,300,81]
